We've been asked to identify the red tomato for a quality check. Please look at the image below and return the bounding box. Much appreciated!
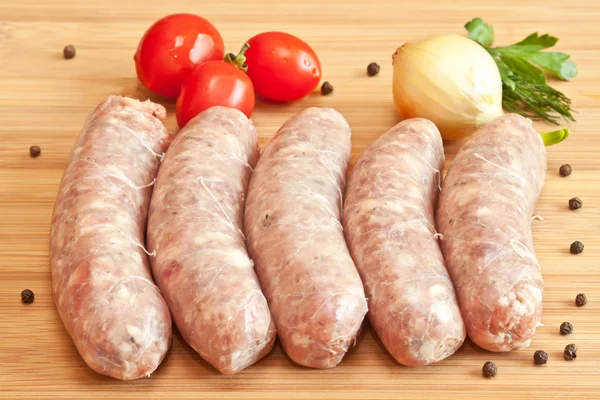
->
[134,14,224,99]
[244,32,322,102]
[176,60,255,128]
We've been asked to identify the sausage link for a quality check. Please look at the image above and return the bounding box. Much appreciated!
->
[244,108,368,368]
[50,96,173,380]
[343,118,466,366]
[437,113,546,351]
[147,107,276,374]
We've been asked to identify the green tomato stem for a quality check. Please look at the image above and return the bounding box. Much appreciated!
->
[224,43,250,72]
[539,128,569,146]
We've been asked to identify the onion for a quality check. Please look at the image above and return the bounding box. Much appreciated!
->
[392,34,503,140]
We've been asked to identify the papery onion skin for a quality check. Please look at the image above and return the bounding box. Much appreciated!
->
[392,34,503,140]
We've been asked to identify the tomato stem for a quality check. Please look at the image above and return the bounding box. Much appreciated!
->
[224,43,250,72]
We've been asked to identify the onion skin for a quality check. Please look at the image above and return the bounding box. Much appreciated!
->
[392,34,503,140]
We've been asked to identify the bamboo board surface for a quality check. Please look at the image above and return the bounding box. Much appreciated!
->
[1,0,600,398]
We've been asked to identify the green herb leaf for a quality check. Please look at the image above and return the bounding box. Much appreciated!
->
[502,75,575,124]
[465,18,494,47]
[465,18,576,124]
[500,55,546,84]
[512,33,558,52]
[527,52,578,80]
[496,61,516,90]
[486,48,516,89]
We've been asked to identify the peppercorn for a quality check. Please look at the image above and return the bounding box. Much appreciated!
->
[63,44,76,59]
[569,197,582,210]
[564,344,578,360]
[570,241,584,254]
[575,293,587,307]
[29,145,41,158]
[533,350,548,365]
[21,289,34,304]
[367,62,380,76]
[320,81,333,95]
[559,164,572,177]
[560,322,573,335]
[482,361,497,378]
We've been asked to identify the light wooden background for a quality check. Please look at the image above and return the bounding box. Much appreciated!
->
[1,0,599,398]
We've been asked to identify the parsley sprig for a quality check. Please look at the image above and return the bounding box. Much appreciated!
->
[465,18,577,125]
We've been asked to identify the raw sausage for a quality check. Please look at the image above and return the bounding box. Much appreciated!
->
[244,108,368,368]
[343,118,466,366]
[50,96,173,380]
[147,106,276,374]
[436,113,546,352]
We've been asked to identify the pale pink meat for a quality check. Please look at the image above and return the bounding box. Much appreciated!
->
[244,108,368,369]
[147,107,276,374]
[343,118,466,366]
[50,96,173,380]
[437,113,546,352]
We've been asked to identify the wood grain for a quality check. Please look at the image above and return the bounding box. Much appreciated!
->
[1,0,600,398]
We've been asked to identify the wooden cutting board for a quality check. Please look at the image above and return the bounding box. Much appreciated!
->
[1,0,599,398]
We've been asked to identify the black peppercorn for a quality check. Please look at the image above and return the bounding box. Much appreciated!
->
[29,145,41,158]
[482,361,497,377]
[63,44,76,59]
[575,293,587,307]
[533,350,548,365]
[560,322,573,335]
[564,343,578,360]
[320,81,333,95]
[21,289,35,304]
[569,197,582,210]
[367,62,380,76]
[559,164,572,177]
[570,241,584,254]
